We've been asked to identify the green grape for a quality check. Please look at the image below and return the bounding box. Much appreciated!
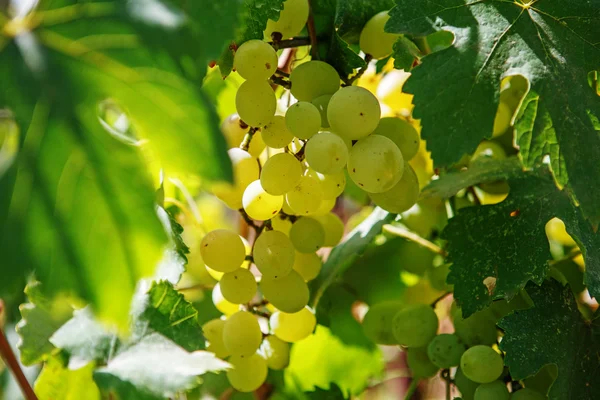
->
[289,60,340,101]
[233,39,278,81]
[510,388,546,400]
[270,307,316,342]
[212,148,259,209]
[220,268,257,304]
[202,319,230,359]
[262,115,294,148]
[289,217,325,253]
[236,80,276,127]
[223,311,263,356]
[305,131,348,174]
[260,152,303,195]
[369,162,418,212]
[286,175,324,215]
[471,140,507,162]
[348,135,404,193]
[460,345,504,384]
[212,284,240,316]
[200,230,246,273]
[392,303,439,347]
[242,180,284,221]
[522,364,556,397]
[493,102,512,138]
[271,214,293,235]
[327,86,381,140]
[220,114,266,157]
[362,301,404,345]
[227,353,268,392]
[426,264,453,291]
[260,270,309,313]
[292,252,322,281]
[401,199,448,238]
[263,0,309,40]
[455,368,480,400]
[359,11,399,59]
[313,197,336,216]
[313,212,344,247]
[427,334,466,368]
[259,335,290,370]
[285,101,321,139]
[282,196,297,215]
[253,230,295,277]
[474,380,509,400]
[312,94,332,128]
[453,307,498,347]
[406,346,440,378]
[305,169,346,200]
[372,117,420,160]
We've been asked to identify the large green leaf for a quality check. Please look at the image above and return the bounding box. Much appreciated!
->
[445,170,600,317]
[34,357,100,400]
[386,0,600,225]
[499,281,600,400]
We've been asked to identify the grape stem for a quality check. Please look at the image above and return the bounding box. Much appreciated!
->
[344,54,373,86]
[240,126,259,152]
[306,0,319,59]
[382,224,447,257]
[269,75,291,89]
[275,69,290,77]
[270,36,311,50]
[440,369,452,400]
[404,378,420,400]
[293,141,306,161]
[238,208,262,232]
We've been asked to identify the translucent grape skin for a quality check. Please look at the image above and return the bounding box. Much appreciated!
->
[227,353,268,392]
[474,380,509,400]
[263,0,309,40]
[286,175,324,215]
[392,304,438,347]
[460,345,504,384]
[270,307,316,342]
[262,115,294,148]
[260,270,309,313]
[312,94,332,128]
[242,180,284,221]
[292,252,322,281]
[348,135,404,193]
[219,268,257,304]
[285,101,321,139]
[236,80,276,127]
[289,217,326,253]
[259,335,290,370]
[289,61,340,101]
[406,346,440,378]
[313,212,344,247]
[327,86,381,140]
[202,319,230,359]
[362,301,404,345]
[212,148,259,209]
[372,117,420,160]
[369,162,419,213]
[200,230,246,273]
[253,230,295,278]
[233,39,278,81]
[212,284,240,316]
[427,334,466,368]
[305,131,348,174]
[260,152,303,195]
[305,169,346,200]
[359,11,400,59]
[222,311,263,356]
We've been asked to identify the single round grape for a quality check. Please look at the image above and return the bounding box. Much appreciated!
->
[312,94,332,128]
[212,284,239,315]
[471,140,507,162]
[285,101,321,139]
[372,117,420,160]
[493,102,512,138]
[305,131,348,174]
[292,252,322,281]
[270,307,316,342]
[427,264,453,291]
[206,237,252,281]
[406,346,440,378]
[259,335,290,370]
[242,180,284,221]
[327,86,381,140]
[313,212,344,247]
[236,80,276,127]
[369,162,418,213]
[392,304,438,347]
[305,169,346,200]
[453,308,498,347]
[263,0,309,40]
[359,11,400,59]
[200,230,246,272]
[289,61,340,101]
[220,268,257,304]
[455,368,480,400]
[253,230,295,278]
[202,319,230,359]
[262,115,294,148]
[234,39,278,81]
[427,334,466,368]
[286,175,324,215]
[362,301,404,345]
[397,240,435,276]
[260,270,309,313]
[474,381,509,400]
[313,197,336,216]
[510,388,546,400]
[260,152,303,195]
[212,148,259,209]
[227,353,268,392]
[460,345,504,384]
[348,135,404,193]
[223,311,263,356]
[271,214,293,235]
[289,217,325,253]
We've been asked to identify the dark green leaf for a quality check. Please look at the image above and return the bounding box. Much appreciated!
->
[34,356,100,400]
[335,0,395,43]
[323,31,366,78]
[305,384,345,399]
[392,37,421,71]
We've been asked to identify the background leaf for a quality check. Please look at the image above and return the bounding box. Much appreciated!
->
[34,357,100,400]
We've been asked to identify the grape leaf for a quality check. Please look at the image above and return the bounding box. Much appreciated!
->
[445,169,600,317]
[392,37,421,71]
[324,31,366,78]
[335,0,395,43]
[94,333,229,400]
[499,281,600,400]
[34,356,100,400]
[386,0,600,226]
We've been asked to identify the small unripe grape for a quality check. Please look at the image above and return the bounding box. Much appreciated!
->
[392,304,438,347]
[313,212,344,247]
[362,301,404,345]
[359,11,400,59]
[259,335,290,370]
[406,346,439,378]
[242,180,284,221]
[292,252,322,281]
[327,86,381,140]
[220,268,257,304]
[234,39,278,81]
[202,319,230,359]
[474,380,509,400]
[286,175,324,215]
[227,353,268,392]
[260,270,309,313]
[372,117,420,160]
[285,101,321,139]
[312,94,332,128]
[223,311,263,356]
[455,368,480,400]
[270,307,316,342]
[348,135,404,193]
[452,307,498,347]
[263,0,309,40]
[427,264,453,292]
[305,169,346,199]
[305,131,348,174]
[289,217,325,253]
[471,140,507,162]
[290,61,340,101]
[427,334,466,368]
[253,230,295,278]
[236,80,276,127]
[262,115,294,148]
[260,152,303,195]
[460,345,504,384]
[369,162,419,213]
[200,230,245,272]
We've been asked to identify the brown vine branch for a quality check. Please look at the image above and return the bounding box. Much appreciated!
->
[275,69,290,77]
[382,224,448,257]
[344,54,373,86]
[294,141,307,161]
[240,127,259,152]
[238,208,261,232]
[306,0,319,59]
[269,75,291,89]
[270,36,311,50]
